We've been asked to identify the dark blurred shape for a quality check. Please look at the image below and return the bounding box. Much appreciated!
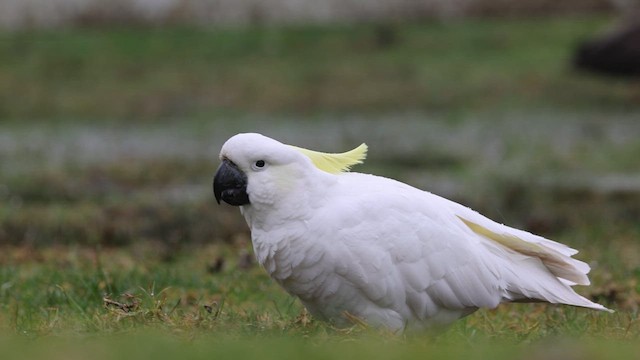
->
[207,257,225,274]
[573,23,640,77]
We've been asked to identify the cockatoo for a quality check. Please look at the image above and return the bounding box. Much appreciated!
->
[213,133,610,331]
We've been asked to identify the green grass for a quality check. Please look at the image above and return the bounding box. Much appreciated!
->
[4,333,638,360]
[0,236,638,359]
[1,15,637,120]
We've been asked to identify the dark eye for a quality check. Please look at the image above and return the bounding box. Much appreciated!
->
[255,160,265,168]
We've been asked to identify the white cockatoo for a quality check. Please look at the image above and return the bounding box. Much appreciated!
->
[213,133,610,331]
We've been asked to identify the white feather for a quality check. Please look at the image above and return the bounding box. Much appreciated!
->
[218,133,611,332]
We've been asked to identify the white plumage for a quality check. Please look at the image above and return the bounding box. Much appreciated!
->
[213,133,610,331]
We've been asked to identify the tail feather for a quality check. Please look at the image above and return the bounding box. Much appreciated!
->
[453,214,611,312]
[423,194,613,312]
[457,216,590,286]
[500,254,612,312]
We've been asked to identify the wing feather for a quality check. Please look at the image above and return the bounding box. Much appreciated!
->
[454,211,590,285]
[281,172,610,330]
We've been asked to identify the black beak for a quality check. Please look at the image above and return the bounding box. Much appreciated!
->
[213,159,250,206]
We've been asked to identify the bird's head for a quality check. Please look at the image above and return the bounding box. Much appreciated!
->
[213,133,367,208]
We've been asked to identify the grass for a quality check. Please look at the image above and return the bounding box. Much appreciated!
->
[1,14,640,359]
[0,237,638,358]
[0,15,637,120]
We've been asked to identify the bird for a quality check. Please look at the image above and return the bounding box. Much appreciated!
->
[213,133,611,331]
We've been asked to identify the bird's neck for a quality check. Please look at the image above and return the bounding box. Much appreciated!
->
[241,172,335,279]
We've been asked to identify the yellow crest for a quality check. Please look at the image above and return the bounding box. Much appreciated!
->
[290,143,368,174]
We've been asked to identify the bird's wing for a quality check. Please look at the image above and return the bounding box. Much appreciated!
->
[445,199,610,311]
[315,175,507,321]
[321,173,610,323]
[392,211,506,321]
[447,198,590,285]
[418,190,610,312]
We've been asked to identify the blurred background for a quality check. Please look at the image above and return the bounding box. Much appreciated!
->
[1,0,639,321]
